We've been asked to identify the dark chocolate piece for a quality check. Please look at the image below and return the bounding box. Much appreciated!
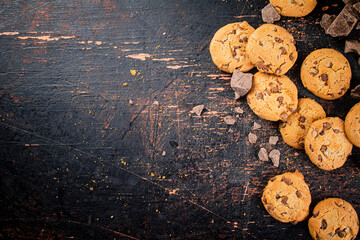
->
[345,39,360,55]
[350,85,360,99]
[192,105,205,116]
[320,14,336,31]
[231,69,253,99]
[261,3,281,24]
[326,5,359,37]
[258,148,269,162]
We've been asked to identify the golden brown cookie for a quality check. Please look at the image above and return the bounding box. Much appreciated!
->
[247,72,298,122]
[345,102,360,148]
[262,171,311,223]
[304,117,353,171]
[209,21,255,73]
[308,198,359,240]
[301,48,351,100]
[280,98,326,149]
[246,24,298,75]
[270,0,317,17]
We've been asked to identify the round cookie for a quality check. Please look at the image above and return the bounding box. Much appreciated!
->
[246,24,298,75]
[304,117,353,171]
[280,98,326,149]
[209,21,255,73]
[301,48,351,100]
[262,171,311,223]
[345,102,360,148]
[247,72,298,122]
[308,198,359,240]
[270,0,317,17]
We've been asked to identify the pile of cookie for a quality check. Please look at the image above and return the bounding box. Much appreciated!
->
[209,0,359,239]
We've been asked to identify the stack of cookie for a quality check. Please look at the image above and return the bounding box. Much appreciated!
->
[209,1,359,239]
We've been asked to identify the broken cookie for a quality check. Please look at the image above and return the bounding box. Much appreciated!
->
[231,69,253,99]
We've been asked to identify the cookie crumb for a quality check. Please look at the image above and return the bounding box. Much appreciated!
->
[234,107,244,114]
[248,132,258,144]
[129,99,134,105]
[224,115,236,125]
[153,100,159,105]
[294,152,300,157]
[193,105,205,116]
[231,69,253,99]
[162,151,166,156]
[252,121,261,130]
[269,136,279,145]
[261,3,281,24]
[258,148,269,162]
[350,85,360,99]
[269,149,280,167]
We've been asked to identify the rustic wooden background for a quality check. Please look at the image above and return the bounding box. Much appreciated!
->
[0,0,359,239]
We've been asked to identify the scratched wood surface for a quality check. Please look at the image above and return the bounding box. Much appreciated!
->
[0,0,359,239]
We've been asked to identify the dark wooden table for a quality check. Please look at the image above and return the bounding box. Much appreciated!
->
[0,0,359,239]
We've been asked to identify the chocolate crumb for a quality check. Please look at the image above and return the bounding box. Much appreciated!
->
[224,115,236,125]
[267,204,274,211]
[234,107,244,114]
[252,122,261,130]
[299,116,306,123]
[248,132,258,144]
[296,191,302,198]
[192,105,205,116]
[323,122,331,130]
[261,3,281,24]
[333,128,340,133]
[281,196,288,205]
[313,211,319,218]
[345,39,360,55]
[269,136,279,145]
[231,69,253,99]
[269,149,280,167]
[129,99,134,105]
[258,148,269,162]
[256,92,264,99]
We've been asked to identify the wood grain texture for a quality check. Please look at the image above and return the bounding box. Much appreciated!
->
[0,0,359,239]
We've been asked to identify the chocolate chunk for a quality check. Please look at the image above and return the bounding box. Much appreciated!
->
[275,67,282,75]
[338,230,347,238]
[275,37,283,43]
[299,124,306,129]
[234,107,244,114]
[313,211,319,218]
[310,144,314,152]
[231,69,253,99]
[252,122,261,130]
[270,177,276,182]
[318,155,323,162]
[256,92,264,99]
[289,53,294,61]
[267,204,274,211]
[281,196,288,205]
[275,194,280,199]
[320,145,327,153]
[326,5,359,37]
[269,149,280,167]
[320,74,328,82]
[299,116,306,123]
[269,136,279,145]
[224,115,236,125]
[320,14,337,31]
[262,196,267,204]
[296,191,302,198]
[335,227,341,234]
[323,122,331,130]
[279,46,287,55]
[239,35,248,42]
[282,177,293,185]
[343,0,359,5]
[280,112,288,121]
[319,130,325,136]
[350,85,360,99]
[258,41,264,46]
[193,105,205,116]
[257,61,271,71]
[310,68,319,76]
[321,219,327,229]
[261,3,281,24]
[248,132,258,144]
[333,128,340,133]
[345,39,360,55]
[353,2,360,14]
[258,148,269,162]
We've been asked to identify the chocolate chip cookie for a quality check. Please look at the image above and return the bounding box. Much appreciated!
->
[301,48,352,100]
[308,198,359,240]
[246,24,298,75]
[262,171,311,223]
[209,21,255,73]
[270,0,317,17]
[280,98,326,149]
[247,72,298,122]
[304,117,353,171]
[345,102,360,148]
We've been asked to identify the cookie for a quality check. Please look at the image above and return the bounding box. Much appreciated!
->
[246,24,298,75]
[345,102,360,148]
[247,72,298,122]
[262,171,311,223]
[304,117,353,171]
[209,21,255,73]
[301,48,352,100]
[280,98,326,149]
[270,0,317,17]
[308,198,359,240]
